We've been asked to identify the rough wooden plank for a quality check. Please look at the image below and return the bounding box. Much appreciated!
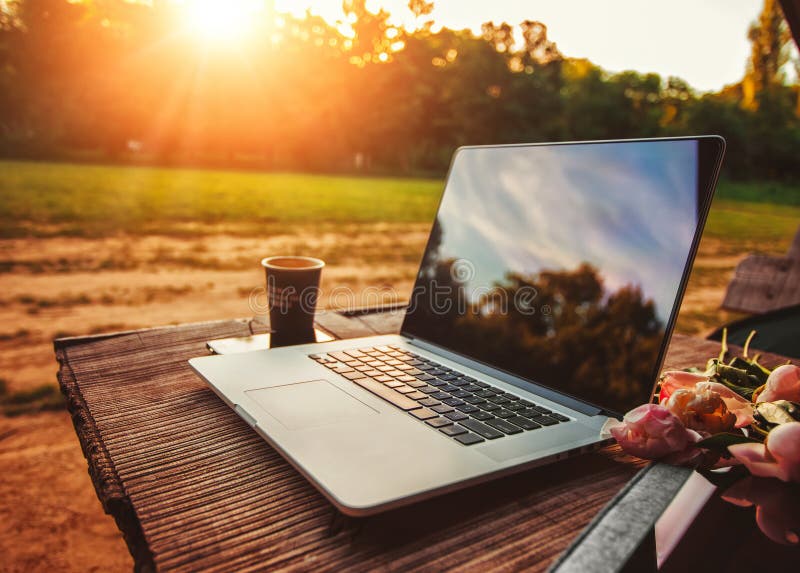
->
[54,316,790,573]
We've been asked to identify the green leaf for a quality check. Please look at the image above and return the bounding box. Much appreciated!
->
[711,373,756,400]
[754,401,800,426]
[728,357,770,384]
[696,433,762,457]
[715,363,762,389]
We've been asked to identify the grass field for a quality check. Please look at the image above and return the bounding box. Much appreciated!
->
[1,159,798,240]
[0,160,443,236]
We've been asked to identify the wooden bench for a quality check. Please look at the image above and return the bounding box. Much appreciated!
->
[722,224,800,313]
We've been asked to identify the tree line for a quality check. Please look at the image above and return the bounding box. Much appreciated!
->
[0,0,798,180]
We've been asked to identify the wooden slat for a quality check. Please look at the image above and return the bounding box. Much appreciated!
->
[55,313,792,572]
[722,225,800,313]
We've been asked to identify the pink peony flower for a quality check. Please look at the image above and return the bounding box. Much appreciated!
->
[728,422,800,483]
[608,403,702,460]
[756,364,800,404]
[665,385,736,434]
[658,370,709,403]
[658,371,754,428]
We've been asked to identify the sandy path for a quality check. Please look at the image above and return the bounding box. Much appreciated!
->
[0,411,132,572]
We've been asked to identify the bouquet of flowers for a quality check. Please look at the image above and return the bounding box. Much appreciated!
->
[607,331,800,482]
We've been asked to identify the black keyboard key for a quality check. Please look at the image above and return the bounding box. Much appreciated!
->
[507,416,541,430]
[443,398,464,407]
[328,351,353,362]
[426,417,453,428]
[432,404,454,414]
[480,402,501,412]
[341,371,367,381]
[431,391,450,400]
[551,413,571,422]
[494,409,516,419]
[450,390,471,399]
[456,404,479,414]
[428,379,448,387]
[518,399,535,407]
[440,424,467,437]
[439,384,459,393]
[532,415,559,426]
[460,376,476,383]
[488,395,512,405]
[413,373,434,381]
[485,418,523,435]
[450,378,469,386]
[461,419,504,439]
[506,402,526,412]
[463,395,487,405]
[410,408,438,420]
[475,390,497,399]
[438,374,458,381]
[455,432,485,445]
[532,406,552,414]
[416,364,436,371]
[419,385,439,394]
[473,381,490,388]
[428,369,446,376]
[470,410,494,421]
[349,377,421,411]
[505,394,520,401]
[444,411,468,421]
[418,398,440,407]
[462,384,482,393]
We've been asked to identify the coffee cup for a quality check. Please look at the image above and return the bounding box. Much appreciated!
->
[261,256,324,346]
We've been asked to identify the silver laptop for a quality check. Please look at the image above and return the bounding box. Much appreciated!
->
[190,137,725,516]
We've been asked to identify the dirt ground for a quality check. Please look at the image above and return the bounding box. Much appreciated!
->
[0,227,756,572]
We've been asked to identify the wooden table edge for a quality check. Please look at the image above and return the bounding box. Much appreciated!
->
[56,343,158,573]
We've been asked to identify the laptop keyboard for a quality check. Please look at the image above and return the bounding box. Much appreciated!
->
[309,345,571,446]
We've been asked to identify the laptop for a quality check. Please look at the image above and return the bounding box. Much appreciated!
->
[190,136,725,516]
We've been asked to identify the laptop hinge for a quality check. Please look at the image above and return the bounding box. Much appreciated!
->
[407,338,606,417]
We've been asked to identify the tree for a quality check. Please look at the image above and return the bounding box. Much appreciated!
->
[743,0,793,109]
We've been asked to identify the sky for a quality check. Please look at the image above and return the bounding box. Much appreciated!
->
[275,0,775,92]
[434,141,699,324]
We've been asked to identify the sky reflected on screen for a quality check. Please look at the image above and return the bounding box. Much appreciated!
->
[436,140,698,323]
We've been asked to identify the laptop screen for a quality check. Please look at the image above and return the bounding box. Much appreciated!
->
[401,138,724,416]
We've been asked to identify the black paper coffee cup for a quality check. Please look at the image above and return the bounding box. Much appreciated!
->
[261,256,324,345]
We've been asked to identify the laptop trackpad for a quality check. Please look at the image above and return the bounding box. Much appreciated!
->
[245,380,378,430]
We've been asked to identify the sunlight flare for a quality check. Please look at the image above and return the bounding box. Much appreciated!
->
[182,0,264,43]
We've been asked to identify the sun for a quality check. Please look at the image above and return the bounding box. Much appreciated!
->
[183,0,263,43]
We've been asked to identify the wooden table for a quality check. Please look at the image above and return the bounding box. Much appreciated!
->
[53,310,787,572]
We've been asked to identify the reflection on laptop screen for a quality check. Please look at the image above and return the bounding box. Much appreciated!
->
[402,139,717,416]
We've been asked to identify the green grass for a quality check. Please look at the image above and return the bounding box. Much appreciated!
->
[704,198,800,249]
[0,379,64,417]
[0,160,443,236]
[1,160,799,244]
[715,180,800,206]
